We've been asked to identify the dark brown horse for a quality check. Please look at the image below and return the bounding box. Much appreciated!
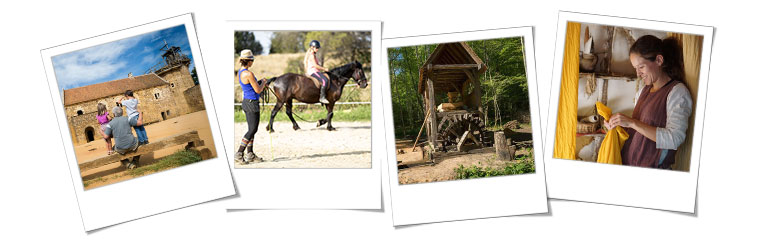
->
[264,61,367,132]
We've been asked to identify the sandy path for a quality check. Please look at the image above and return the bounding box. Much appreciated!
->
[75,111,217,189]
[234,121,371,168]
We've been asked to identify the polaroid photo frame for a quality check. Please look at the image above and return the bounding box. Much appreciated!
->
[544,11,714,212]
[382,27,548,226]
[224,21,382,209]
[41,13,234,231]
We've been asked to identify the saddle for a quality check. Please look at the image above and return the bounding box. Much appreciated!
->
[306,72,332,88]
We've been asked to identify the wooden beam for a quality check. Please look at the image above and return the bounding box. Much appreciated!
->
[79,130,202,171]
[427,77,438,149]
[432,64,481,70]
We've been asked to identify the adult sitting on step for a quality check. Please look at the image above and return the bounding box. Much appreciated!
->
[104,106,144,168]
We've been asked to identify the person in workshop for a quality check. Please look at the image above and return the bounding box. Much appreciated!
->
[603,35,692,169]
[304,40,331,104]
[234,49,267,164]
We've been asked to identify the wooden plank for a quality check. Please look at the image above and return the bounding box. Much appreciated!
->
[79,130,201,171]
[412,110,432,152]
[432,64,482,70]
[427,77,438,148]
[457,130,470,152]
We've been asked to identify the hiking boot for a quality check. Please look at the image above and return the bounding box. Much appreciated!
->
[245,152,263,163]
[235,151,246,164]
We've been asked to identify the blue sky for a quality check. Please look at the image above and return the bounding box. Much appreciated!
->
[53,24,195,91]
[251,31,273,55]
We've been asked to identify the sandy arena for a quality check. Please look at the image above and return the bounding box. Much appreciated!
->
[233,121,371,168]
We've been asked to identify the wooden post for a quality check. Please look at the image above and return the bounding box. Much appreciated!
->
[494,131,513,161]
[427,76,438,149]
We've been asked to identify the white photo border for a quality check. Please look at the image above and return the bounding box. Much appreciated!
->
[41,13,235,231]
[544,11,714,213]
[382,27,548,226]
[224,21,382,209]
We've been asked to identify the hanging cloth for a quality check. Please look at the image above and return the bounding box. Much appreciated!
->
[553,22,581,160]
[595,102,628,165]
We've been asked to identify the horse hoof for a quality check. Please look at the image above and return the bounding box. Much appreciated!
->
[293,126,300,131]
[327,127,336,131]
[269,129,275,133]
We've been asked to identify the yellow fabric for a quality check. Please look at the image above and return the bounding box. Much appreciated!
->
[667,33,703,171]
[595,102,628,165]
[553,22,581,160]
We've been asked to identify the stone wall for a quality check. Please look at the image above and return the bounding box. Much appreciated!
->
[183,85,206,112]
[65,65,200,146]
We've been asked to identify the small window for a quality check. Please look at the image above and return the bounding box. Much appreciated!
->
[77,110,83,115]
[154,93,160,99]
[171,83,175,88]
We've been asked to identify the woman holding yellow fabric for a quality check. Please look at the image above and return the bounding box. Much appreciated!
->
[604,35,692,169]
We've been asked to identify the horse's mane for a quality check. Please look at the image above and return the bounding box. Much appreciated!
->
[328,61,362,78]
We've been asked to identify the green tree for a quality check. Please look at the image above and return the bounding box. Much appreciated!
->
[234,31,263,55]
[269,32,307,53]
[190,67,199,85]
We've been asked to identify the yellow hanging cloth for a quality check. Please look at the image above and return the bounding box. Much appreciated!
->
[553,22,581,160]
[595,102,629,165]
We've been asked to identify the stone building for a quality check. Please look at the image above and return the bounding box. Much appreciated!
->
[63,46,205,145]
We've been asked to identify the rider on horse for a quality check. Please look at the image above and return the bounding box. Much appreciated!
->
[304,40,330,104]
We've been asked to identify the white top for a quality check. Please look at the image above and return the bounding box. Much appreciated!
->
[634,82,693,150]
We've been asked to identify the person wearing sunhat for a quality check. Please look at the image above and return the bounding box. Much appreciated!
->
[304,40,331,104]
[235,49,267,163]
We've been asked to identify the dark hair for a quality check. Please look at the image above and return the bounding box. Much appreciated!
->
[124,90,134,97]
[629,35,684,81]
[239,58,253,67]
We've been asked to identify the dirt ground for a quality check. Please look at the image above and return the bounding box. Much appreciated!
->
[76,111,217,190]
[234,121,371,168]
[396,128,533,185]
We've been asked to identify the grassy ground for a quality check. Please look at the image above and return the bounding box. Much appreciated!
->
[453,147,535,179]
[235,104,371,122]
[82,150,203,188]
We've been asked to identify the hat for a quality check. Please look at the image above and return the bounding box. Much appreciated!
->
[239,49,255,60]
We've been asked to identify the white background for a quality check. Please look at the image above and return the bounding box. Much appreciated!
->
[1,0,767,239]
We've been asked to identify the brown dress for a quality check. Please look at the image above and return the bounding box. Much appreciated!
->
[621,80,681,169]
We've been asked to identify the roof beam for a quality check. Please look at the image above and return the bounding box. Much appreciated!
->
[432,64,482,71]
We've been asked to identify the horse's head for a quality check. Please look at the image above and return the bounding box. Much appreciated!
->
[329,61,367,88]
[351,61,368,89]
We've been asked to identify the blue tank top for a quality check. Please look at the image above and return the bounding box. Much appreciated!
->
[239,68,260,100]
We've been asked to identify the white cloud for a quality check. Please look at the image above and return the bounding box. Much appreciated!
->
[53,35,146,89]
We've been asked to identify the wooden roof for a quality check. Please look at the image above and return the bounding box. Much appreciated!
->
[418,42,487,93]
[63,73,168,106]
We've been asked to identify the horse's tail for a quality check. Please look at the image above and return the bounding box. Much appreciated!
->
[265,77,277,86]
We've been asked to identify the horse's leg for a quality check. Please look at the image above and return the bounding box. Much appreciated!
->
[316,103,327,127]
[266,101,284,133]
[285,101,300,130]
[325,103,336,131]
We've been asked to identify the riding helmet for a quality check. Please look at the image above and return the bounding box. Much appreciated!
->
[309,40,321,49]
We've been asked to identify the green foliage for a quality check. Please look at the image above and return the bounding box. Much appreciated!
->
[190,67,199,85]
[454,160,535,179]
[388,37,530,139]
[269,31,371,64]
[235,104,371,123]
[128,150,203,176]
[234,31,264,55]
[270,32,308,53]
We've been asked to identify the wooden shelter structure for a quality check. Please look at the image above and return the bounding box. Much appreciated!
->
[418,42,488,152]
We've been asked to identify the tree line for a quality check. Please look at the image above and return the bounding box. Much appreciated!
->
[388,37,529,138]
